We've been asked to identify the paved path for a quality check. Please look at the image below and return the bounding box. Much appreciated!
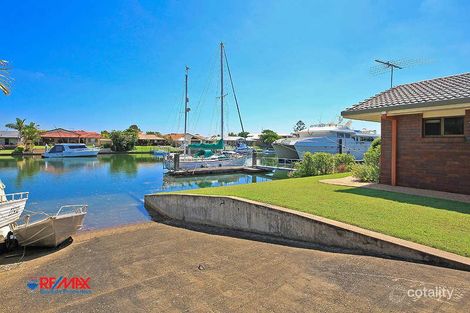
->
[1,222,469,313]
[320,176,470,204]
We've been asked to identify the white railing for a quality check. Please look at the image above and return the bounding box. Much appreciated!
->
[257,156,301,169]
[3,192,29,202]
[55,204,88,216]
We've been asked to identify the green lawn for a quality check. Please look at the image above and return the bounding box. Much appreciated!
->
[180,173,470,257]
[0,149,14,155]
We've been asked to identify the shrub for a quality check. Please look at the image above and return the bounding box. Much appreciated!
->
[13,145,25,154]
[110,130,138,152]
[370,137,381,149]
[292,152,334,177]
[352,142,381,182]
[333,153,355,172]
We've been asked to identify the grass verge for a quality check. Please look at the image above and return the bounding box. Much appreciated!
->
[180,173,470,257]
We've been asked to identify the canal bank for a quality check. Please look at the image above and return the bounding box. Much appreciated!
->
[145,194,470,271]
[1,221,469,312]
[0,154,278,230]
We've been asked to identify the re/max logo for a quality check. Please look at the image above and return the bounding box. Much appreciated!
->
[27,276,92,294]
[40,276,91,289]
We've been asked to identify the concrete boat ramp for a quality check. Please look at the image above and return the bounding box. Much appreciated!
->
[1,222,469,312]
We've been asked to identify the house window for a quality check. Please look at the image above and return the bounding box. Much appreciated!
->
[423,116,464,136]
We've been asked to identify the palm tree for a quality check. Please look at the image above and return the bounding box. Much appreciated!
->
[5,118,26,143]
[0,60,11,95]
[22,122,40,152]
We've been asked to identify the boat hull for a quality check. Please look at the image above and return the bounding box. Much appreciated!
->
[0,198,27,229]
[165,156,247,170]
[272,142,300,159]
[13,212,86,247]
[42,150,99,158]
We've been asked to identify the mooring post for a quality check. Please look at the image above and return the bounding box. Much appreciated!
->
[251,151,257,168]
[174,153,180,171]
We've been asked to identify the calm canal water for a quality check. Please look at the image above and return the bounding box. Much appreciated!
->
[0,154,280,230]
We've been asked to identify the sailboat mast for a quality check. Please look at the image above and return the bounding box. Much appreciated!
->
[184,66,189,155]
[220,42,224,143]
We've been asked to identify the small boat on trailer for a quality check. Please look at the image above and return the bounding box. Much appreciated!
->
[11,205,88,248]
[0,180,28,246]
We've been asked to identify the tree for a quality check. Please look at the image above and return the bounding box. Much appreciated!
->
[0,60,11,95]
[259,129,280,147]
[110,130,138,151]
[100,130,110,139]
[238,131,249,138]
[5,118,27,143]
[293,120,306,132]
[228,132,237,136]
[146,131,162,136]
[127,124,141,134]
[22,122,40,152]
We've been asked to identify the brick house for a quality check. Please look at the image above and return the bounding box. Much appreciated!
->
[40,128,101,145]
[342,72,470,195]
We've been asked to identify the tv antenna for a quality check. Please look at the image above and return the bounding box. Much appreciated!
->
[374,60,402,88]
[370,58,432,89]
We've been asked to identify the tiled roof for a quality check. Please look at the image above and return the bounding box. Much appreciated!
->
[40,128,101,139]
[138,133,165,140]
[344,72,470,113]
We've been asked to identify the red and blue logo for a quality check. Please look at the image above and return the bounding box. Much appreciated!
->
[27,276,92,294]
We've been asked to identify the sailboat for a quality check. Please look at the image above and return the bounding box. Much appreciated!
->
[164,43,248,170]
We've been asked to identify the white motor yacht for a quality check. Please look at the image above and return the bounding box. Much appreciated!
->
[273,123,378,161]
[43,143,100,158]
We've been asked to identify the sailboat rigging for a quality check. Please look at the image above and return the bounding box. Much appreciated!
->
[164,42,249,170]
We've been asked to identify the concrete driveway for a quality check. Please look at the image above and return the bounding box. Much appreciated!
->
[0,222,468,312]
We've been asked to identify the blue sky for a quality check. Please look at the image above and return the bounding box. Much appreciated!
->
[1,0,469,135]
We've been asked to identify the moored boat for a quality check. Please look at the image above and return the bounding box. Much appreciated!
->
[43,143,100,158]
[273,123,378,161]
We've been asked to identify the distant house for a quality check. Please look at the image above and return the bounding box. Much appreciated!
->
[342,72,470,195]
[40,128,101,145]
[0,131,20,148]
[164,133,204,147]
[137,133,167,146]
[206,135,244,147]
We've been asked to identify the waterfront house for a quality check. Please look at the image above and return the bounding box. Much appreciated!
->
[137,133,167,146]
[40,128,101,145]
[342,72,470,194]
[0,130,20,148]
[164,133,204,147]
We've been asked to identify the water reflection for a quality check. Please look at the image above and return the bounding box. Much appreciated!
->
[0,155,278,229]
[0,155,161,186]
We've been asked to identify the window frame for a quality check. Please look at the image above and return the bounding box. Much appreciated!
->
[422,116,465,137]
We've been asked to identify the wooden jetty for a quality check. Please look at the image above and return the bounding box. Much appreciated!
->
[167,166,270,177]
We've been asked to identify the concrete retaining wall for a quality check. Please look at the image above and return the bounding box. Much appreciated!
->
[144,194,470,271]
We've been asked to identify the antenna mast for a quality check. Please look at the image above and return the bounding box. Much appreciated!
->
[184,66,190,155]
[374,59,403,88]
